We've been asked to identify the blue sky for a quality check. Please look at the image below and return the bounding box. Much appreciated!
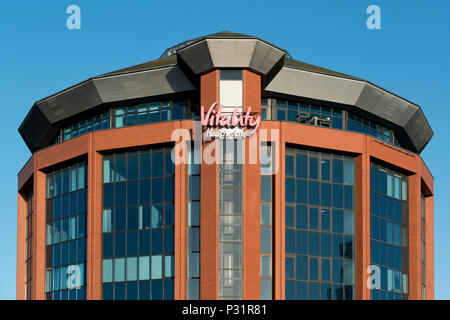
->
[0,0,448,299]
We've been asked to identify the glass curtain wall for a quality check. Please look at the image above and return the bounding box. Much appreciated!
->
[370,163,409,300]
[45,162,87,300]
[262,98,401,148]
[101,147,175,300]
[285,147,355,300]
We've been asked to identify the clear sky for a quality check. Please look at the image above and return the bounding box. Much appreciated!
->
[0,0,448,300]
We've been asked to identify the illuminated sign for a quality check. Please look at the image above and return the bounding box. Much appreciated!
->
[200,102,261,141]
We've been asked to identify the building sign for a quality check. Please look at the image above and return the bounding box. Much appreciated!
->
[201,102,261,141]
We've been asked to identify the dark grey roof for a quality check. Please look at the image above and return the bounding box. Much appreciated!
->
[265,64,433,153]
[19,63,196,152]
[19,31,433,154]
[160,31,293,59]
[283,58,361,81]
[101,55,178,76]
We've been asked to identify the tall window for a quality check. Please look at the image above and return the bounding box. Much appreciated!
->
[260,143,274,300]
[25,189,33,300]
[219,141,243,299]
[421,194,426,299]
[370,163,409,300]
[219,70,243,114]
[261,99,269,120]
[102,147,175,300]
[45,162,87,300]
[285,147,355,300]
[187,145,200,299]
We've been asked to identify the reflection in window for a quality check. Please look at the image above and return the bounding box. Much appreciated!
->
[370,163,409,300]
[45,162,87,300]
[285,147,355,300]
[102,147,174,300]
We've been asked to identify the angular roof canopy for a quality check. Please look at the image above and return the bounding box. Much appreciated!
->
[19,31,433,154]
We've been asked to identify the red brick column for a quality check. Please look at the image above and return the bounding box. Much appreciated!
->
[16,191,27,300]
[33,167,46,300]
[200,70,220,299]
[175,133,188,300]
[408,172,421,299]
[425,195,434,299]
[87,133,103,299]
[242,70,261,299]
[355,150,371,300]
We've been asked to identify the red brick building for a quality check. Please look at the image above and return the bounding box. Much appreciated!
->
[17,32,434,300]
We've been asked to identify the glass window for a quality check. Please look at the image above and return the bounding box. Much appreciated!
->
[309,207,319,230]
[115,109,125,128]
[387,174,394,198]
[165,255,174,277]
[126,257,137,281]
[286,155,294,176]
[261,279,272,300]
[296,179,307,204]
[394,176,401,200]
[321,183,331,207]
[46,162,87,300]
[310,258,319,280]
[101,148,174,300]
[401,180,408,201]
[309,157,318,179]
[309,181,319,205]
[344,211,354,235]
[296,205,307,230]
[188,202,200,227]
[286,178,295,203]
[261,229,272,253]
[188,253,200,278]
[370,163,409,300]
[261,256,271,277]
[286,206,294,227]
[151,255,163,279]
[296,154,308,179]
[286,148,355,300]
[261,176,272,202]
[114,258,125,282]
[332,159,343,183]
[343,161,354,185]
[261,205,271,226]
[321,209,330,231]
[321,159,330,181]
